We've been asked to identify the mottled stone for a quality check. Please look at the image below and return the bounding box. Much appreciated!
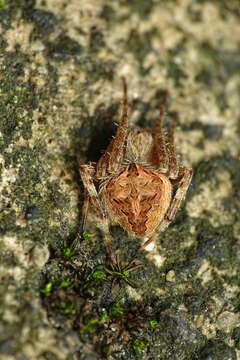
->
[0,0,239,359]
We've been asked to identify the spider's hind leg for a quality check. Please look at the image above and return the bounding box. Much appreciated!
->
[164,166,193,225]
[79,164,117,264]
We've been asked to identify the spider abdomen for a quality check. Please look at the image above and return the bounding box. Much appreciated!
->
[101,163,172,237]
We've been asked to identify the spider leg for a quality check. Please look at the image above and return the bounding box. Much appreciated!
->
[79,164,117,263]
[164,166,193,224]
[139,166,192,251]
[138,235,155,251]
[108,76,128,172]
[167,113,179,179]
[70,190,90,251]
[151,92,169,173]
[80,189,90,235]
[96,77,129,177]
[79,163,96,236]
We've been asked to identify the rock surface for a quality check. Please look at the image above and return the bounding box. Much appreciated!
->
[0,0,240,359]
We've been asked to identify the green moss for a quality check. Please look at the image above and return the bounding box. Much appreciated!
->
[149,319,158,328]
[0,0,35,29]
[58,301,75,315]
[79,57,115,82]
[167,60,187,88]
[192,155,240,199]
[199,41,240,80]
[82,232,94,239]
[0,209,18,234]
[46,33,82,61]
[89,26,105,53]
[232,327,240,350]
[197,41,240,109]
[41,282,53,294]
[109,304,124,318]
[62,248,75,260]
[127,29,153,62]
[25,8,58,39]
[100,5,117,24]
[90,269,106,280]
[195,68,213,86]
[99,310,109,322]
[59,278,72,288]
[0,0,6,9]
[83,318,99,333]
[121,0,177,18]
[0,75,37,150]
[197,0,240,18]
[126,29,156,74]
[130,338,146,352]
[199,339,237,359]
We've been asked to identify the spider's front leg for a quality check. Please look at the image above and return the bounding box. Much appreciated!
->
[79,164,117,264]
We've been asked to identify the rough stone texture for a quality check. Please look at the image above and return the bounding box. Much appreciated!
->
[0,0,240,359]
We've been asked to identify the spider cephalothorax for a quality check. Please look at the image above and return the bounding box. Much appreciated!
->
[79,78,192,264]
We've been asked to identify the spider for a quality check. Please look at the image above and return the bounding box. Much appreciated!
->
[79,78,193,265]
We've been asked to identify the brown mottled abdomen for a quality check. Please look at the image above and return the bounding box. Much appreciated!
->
[101,164,172,237]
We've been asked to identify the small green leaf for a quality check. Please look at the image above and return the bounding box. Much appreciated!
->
[62,247,75,260]
[59,278,72,288]
[58,301,75,315]
[99,310,109,322]
[122,270,129,277]
[149,319,158,328]
[63,303,75,315]
[0,0,6,9]
[41,282,53,294]
[131,339,146,352]
[110,304,124,318]
[84,318,98,333]
[82,231,94,239]
[91,269,106,280]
